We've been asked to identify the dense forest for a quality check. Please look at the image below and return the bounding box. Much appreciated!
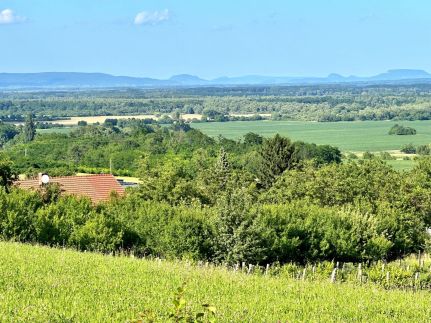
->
[0,119,430,265]
[2,83,431,121]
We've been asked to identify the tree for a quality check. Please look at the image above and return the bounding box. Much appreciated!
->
[0,123,19,147]
[213,148,230,190]
[401,143,416,154]
[171,109,182,121]
[23,114,36,143]
[243,132,263,146]
[314,145,342,165]
[389,124,417,135]
[417,145,431,156]
[257,134,295,188]
[214,187,264,264]
[104,119,118,127]
[0,154,16,192]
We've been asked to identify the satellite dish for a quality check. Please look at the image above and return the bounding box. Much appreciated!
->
[41,174,50,185]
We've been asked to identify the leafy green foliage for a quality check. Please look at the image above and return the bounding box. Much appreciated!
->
[23,114,36,143]
[0,122,19,147]
[0,119,430,264]
[257,134,295,188]
[401,143,416,154]
[4,84,431,122]
[389,124,417,135]
[0,154,16,192]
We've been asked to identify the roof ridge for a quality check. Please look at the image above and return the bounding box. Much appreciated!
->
[17,174,115,181]
[14,173,124,203]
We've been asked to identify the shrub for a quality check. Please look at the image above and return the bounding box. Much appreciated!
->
[363,151,375,159]
[379,152,395,160]
[416,145,431,156]
[389,124,417,135]
[401,143,416,154]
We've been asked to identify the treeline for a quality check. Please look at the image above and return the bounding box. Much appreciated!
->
[3,122,340,177]
[0,121,431,264]
[0,157,430,264]
[2,84,431,121]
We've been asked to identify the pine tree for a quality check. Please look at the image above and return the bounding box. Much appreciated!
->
[214,147,230,190]
[258,134,295,188]
[23,114,36,143]
[214,187,265,264]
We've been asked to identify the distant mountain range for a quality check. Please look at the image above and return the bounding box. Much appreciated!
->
[1,69,431,89]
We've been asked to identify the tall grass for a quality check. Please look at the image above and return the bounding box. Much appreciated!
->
[1,242,431,322]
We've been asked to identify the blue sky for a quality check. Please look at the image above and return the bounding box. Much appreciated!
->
[1,0,430,79]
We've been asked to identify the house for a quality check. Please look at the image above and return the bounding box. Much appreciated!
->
[15,174,125,203]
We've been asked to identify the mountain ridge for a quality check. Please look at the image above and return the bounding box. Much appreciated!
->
[1,69,430,89]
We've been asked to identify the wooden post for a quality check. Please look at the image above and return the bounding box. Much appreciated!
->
[302,268,307,281]
[386,271,390,285]
[247,264,253,274]
[265,264,270,275]
[330,268,337,283]
[357,263,362,283]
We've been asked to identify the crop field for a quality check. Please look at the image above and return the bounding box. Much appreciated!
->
[192,120,431,152]
[1,242,431,322]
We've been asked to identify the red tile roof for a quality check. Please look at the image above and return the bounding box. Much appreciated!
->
[15,174,125,203]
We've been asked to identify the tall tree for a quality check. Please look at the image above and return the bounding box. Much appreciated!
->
[214,186,264,264]
[23,114,36,143]
[257,134,295,188]
[214,147,230,190]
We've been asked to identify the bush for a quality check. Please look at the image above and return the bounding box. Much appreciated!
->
[346,152,358,160]
[416,145,431,156]
[379,152,395,160]
[389,124,417,135]
[362,151,375,159]
[401,143,416,154]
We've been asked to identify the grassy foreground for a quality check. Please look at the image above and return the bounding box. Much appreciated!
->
[1,243,431,322]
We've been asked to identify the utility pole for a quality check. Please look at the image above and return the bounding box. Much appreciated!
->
[109,158,112,174]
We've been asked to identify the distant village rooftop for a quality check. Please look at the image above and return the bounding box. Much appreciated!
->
[15,174,125,203]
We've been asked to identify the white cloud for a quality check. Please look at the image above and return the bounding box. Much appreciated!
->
[0,9,26,25]
[134,9,170,25]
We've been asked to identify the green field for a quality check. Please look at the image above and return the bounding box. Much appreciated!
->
[1,242,431,322]
[36,127,75,134]
[192,120,431,152]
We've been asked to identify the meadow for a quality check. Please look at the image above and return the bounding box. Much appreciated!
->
[1,242,431,322]
[192,120,431,152]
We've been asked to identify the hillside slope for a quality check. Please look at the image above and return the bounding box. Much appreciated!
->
[0,242,430,322]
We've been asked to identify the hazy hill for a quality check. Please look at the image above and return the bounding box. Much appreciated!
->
[1,69,431,88]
